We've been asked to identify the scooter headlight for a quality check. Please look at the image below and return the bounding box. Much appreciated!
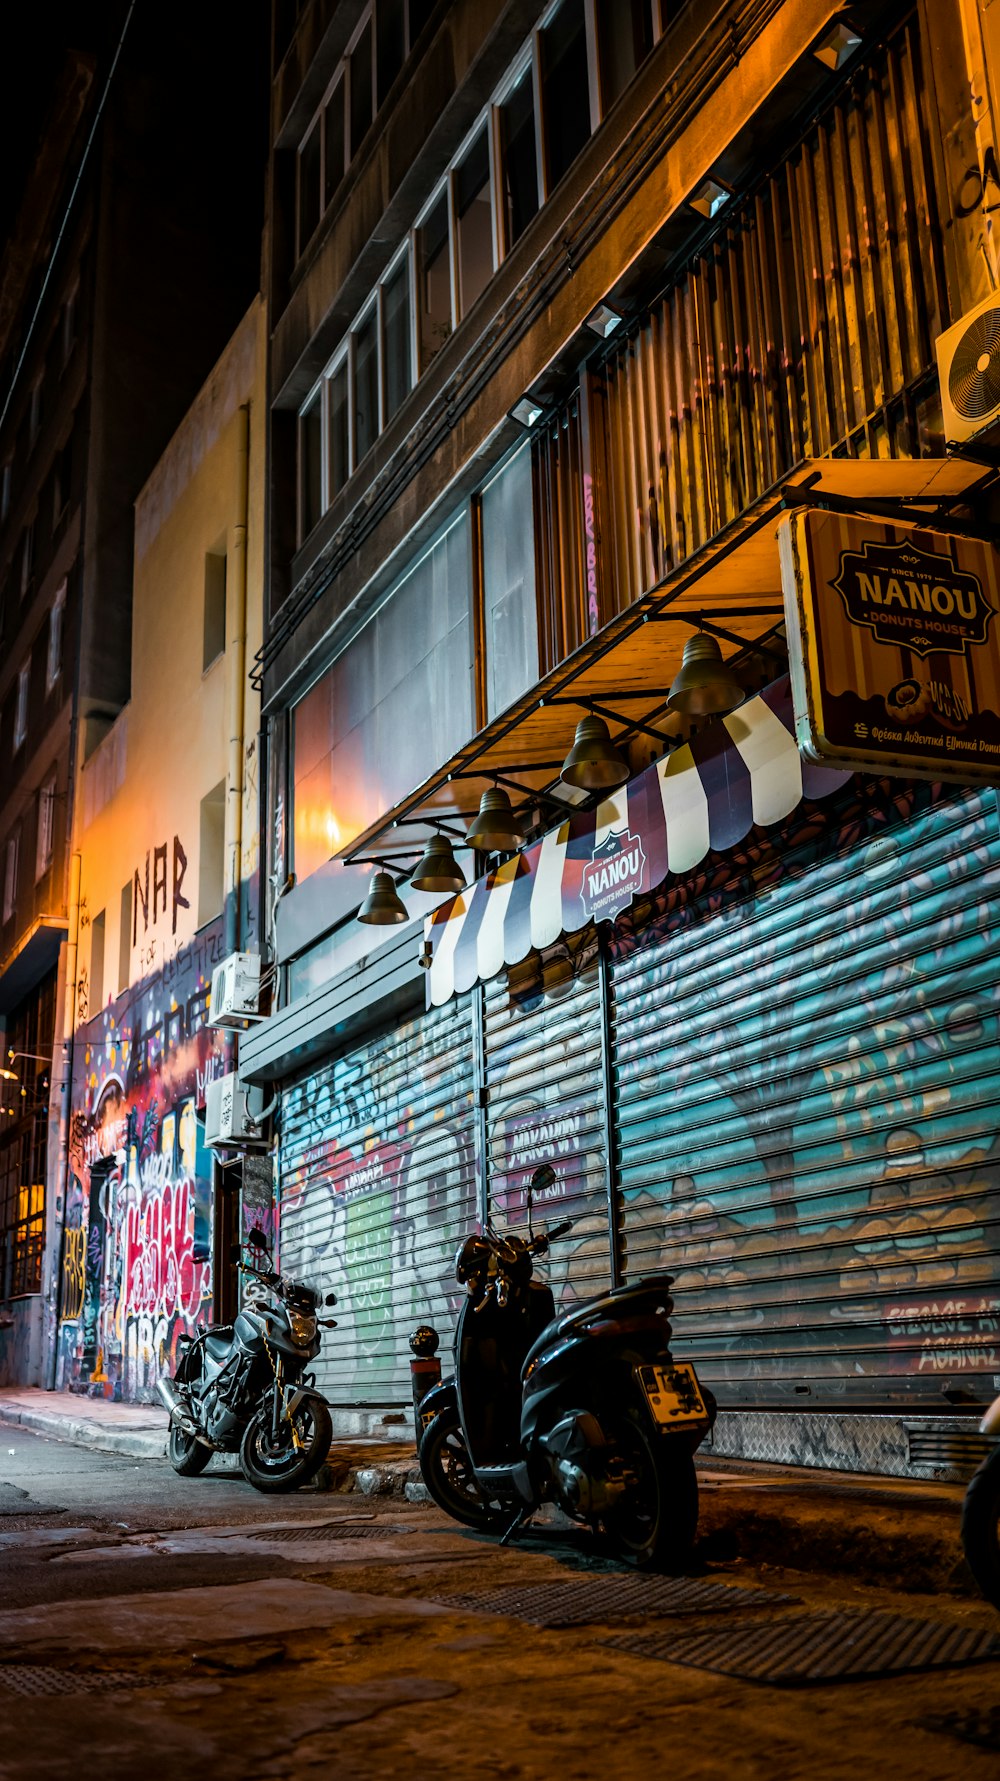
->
[287,1311,317,1347]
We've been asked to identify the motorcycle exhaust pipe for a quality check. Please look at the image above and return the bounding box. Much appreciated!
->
[156,1376,198,1436]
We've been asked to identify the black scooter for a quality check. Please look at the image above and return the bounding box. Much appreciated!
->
[157,1227,338,1493]
[416,1166,715,1568]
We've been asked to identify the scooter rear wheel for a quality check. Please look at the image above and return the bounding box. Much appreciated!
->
[419,1410,508,1532]
[601,1412,698,1570]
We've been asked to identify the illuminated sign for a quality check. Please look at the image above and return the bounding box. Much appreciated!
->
[780,509,1000,782]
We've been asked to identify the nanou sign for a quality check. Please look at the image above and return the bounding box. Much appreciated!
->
[780,509,1000,782]
[579,827,647,923]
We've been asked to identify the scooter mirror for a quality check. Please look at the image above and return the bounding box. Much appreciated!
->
[325,1291,338,1307]
[247,1226,269,1251]
[530,1164,557,1195]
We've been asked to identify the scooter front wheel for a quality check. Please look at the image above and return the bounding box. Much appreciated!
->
[962,1446,1000,1609]
[601,1412,698,1570]
[419,1411,508,1532]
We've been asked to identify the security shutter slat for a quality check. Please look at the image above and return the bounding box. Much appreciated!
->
[611,788,1000,1409]
[484,964,613,1304]
[278,994,477,1403]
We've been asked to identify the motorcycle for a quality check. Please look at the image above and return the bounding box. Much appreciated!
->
[416,1166,715,1568]
[156,1226,338,1493]
[961,1391,1000,1608]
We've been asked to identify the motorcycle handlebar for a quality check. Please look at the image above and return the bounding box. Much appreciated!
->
[546,1219,574,1242]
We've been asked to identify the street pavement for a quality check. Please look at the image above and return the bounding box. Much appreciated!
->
[1,1420,998,1779]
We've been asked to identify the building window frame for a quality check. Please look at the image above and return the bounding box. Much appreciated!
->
[13,662,29,752]
[46,581,66,693]
[35,771,57,880]
[3,829,19,925]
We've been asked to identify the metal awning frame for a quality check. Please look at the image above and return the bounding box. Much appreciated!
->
[340,460,996,877]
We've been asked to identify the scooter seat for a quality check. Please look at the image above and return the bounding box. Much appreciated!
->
[522,1274,674,1373]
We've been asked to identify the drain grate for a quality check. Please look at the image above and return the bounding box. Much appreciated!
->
[0,1665,144,1697]
[603,1611,1000,1686]
[249,1520,398,1544]
[432,1574,794,1627]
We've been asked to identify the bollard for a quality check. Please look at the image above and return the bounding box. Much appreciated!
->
[408,1324,441,1446]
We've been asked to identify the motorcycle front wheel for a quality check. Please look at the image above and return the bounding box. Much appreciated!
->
[961,1447,1000,1609]
[419,1411,508,1532]
[167,1423,213,1477]
[601,1411,698,1571]
[240,1398,333,1494]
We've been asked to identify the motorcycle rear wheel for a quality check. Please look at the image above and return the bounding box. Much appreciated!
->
[601,1411,698,1570]
[961,1447,1000,1609]
[419,1410,508,1532]
[240,1399,333,1494]
[168,1423,213,1476]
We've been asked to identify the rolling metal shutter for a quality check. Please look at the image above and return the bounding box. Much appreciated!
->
[484,956,614,1306]
[611,788,1000,1409]
[278,994,478,1404]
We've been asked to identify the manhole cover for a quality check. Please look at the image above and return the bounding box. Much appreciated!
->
[921,1705,1000,1752]
[603,1611,1000,1685]
[432,1575,794,1627]
[249,1520,398,1543]
[0,1665,143,1697]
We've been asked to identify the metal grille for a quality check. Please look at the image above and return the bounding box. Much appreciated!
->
[603,1612,1000,1685]
[0,1666,144,1697]
[433,1574,793,1627]
[278,994,478,1403]
[611,786,1000,1409]
[484,954,613,1304]
[248,1520,399,1543]
[597,12,948,618]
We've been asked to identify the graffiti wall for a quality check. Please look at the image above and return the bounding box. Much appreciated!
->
[56,922,226,1401]
[278,995,478,1401]
[611,780,1000,1407]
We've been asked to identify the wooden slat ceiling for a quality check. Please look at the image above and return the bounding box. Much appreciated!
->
[340,458,992,868]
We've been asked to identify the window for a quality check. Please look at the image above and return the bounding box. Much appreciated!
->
[480,445,539,718]
[349,16,375,157]
[204,549,227,669]
[540,0,592,191]
[416,192,452,370]
[118,880,132,993]
[198,781,226,927]
[52,433,72,525]
[292,513,473,881]
[0,1148,44,1298]
[19,523,33,600]
[3,831,18,925]
[35,773,56,880]
[376,0,405,106]
[354,306,379,464]
[61,283,78,367]
[297,119,322,255]
[28,382,41,446]
[499,66,539,249]
[299,392,323,539]
[328,358,350,501]
[381,255,412,422]
[455,129,493,317]
[90,910,105,1011]
[596,0,653,111]
[13,663,29,752]
[324,77,346,204]
[46,581,65,692]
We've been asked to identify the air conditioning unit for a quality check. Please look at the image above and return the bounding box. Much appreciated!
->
[208,951,262,1029]
[204,1072,270,1149]
[937,289,1000,445]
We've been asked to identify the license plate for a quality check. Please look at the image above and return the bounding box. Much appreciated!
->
[636,1362,709,1428]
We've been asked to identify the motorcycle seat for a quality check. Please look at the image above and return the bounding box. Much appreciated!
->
[522,1274,675,1372]
[203,1327,235,1361]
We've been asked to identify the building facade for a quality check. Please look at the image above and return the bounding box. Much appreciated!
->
[243,0,1000,1474]
[54,301,265,1401]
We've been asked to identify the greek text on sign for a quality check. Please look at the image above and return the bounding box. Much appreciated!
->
[580,828,647,922]
[830,537,994,658]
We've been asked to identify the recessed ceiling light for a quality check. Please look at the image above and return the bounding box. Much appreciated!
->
[812,20,863,71]
[688,176,733,220]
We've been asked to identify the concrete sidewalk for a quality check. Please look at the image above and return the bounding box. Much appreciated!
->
[0,1386,975,1596]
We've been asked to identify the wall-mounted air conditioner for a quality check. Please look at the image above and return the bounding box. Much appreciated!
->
[204,1072,271,1149]
[208,951,263,1029]
[937,289,1000,446]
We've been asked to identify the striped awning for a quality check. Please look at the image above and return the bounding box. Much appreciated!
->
[424,677,849,1006]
